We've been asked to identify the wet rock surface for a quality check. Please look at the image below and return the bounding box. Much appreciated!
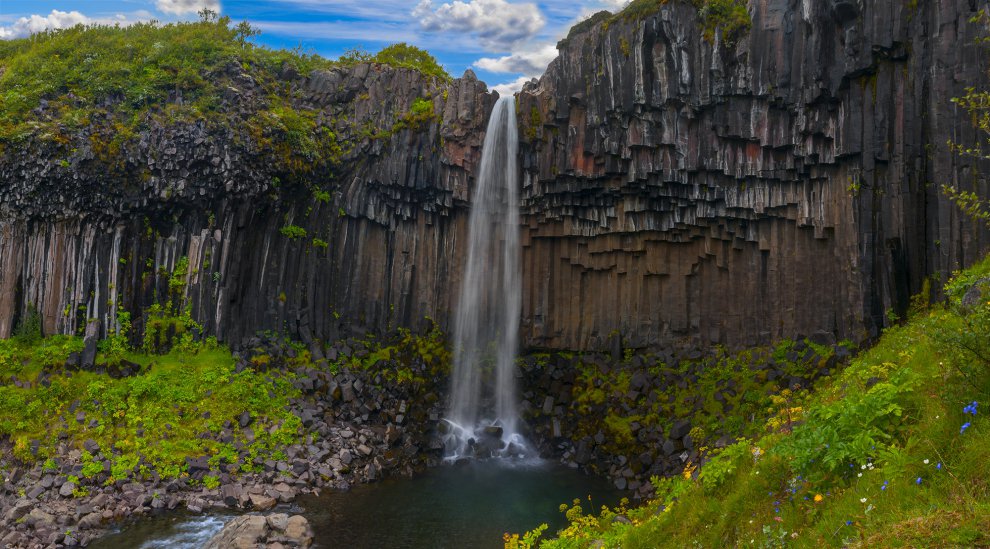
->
[202,513,313,549]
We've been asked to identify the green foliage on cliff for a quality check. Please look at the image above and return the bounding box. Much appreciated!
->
[510,256,990,548]
[0,12,323,141]
[339,42,450,82]
[0,14,448,175]
[694,0,751,44]
[606,0,751,45]
[944,9,990,227]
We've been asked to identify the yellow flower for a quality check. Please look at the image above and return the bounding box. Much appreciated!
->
[814,494,824,503]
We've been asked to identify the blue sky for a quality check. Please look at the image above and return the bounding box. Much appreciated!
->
[0,0,630,93]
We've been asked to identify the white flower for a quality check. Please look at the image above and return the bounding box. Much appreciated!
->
[923,459,930,464]
[861,464,867,470]
[860,497,868,503]
[857,473,863,477]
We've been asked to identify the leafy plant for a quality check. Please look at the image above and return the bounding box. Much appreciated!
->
[279,224,307,239]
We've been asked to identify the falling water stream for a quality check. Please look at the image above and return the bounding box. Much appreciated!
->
[443,96,529,460]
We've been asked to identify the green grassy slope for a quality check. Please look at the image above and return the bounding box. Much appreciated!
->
[510,256,990,548]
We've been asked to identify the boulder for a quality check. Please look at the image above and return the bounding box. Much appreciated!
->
[203,515,269,549]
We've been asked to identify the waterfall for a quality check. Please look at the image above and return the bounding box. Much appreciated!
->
[444,96,529,460]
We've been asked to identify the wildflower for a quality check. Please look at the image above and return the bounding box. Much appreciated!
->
[937,463,942,470]
[814,494,823,503]
[774,516,783,523]
[881,481,888,491]
[857,473,863,478]
[860,498,868,503]
[923,459,930,464]
[846,520,853,526]
[963,401,978,416]
[916,477,922,485]
[961,422,971,434]
[861,464,867,470]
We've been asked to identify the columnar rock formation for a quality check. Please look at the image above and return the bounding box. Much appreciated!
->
[0,65,493,343]
[1,0,989,352]
[516,0,990,349]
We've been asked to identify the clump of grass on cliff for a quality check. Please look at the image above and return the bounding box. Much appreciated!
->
[0,11,448,170]
[507,256,990,548]
[608,0,750,44]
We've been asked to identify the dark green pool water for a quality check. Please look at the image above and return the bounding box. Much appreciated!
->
[301,460,621,548]
[90,460,620,549]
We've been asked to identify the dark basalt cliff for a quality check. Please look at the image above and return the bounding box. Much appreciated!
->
[0,63,494,343]
[1,0,989,352]
[516,0,990,349]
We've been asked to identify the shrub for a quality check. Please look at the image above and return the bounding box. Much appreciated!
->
[13,305,42,345]
[279,225,307,239]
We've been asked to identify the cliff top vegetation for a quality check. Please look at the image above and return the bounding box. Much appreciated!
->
[0,11,448,145]
[559,0,750,47]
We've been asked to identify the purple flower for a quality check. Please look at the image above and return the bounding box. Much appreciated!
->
[961,422,972,434]
[916,477,922,485]
[936,463,942,470]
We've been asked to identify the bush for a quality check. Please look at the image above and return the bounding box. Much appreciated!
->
[13,305,42,345]
[279,224,307,239]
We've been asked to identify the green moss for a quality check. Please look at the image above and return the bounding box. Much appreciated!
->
[329,321,451,385]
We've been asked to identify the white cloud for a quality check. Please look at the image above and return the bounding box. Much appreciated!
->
[0,10,91,39]
[492,75,533,95]
[473,43,556,74]
[599,0,630,10]
[0,10,156,40]
[413,0,544,50]
[156,0,222,16]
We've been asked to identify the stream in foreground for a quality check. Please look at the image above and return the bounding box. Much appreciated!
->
[90,460,621,548]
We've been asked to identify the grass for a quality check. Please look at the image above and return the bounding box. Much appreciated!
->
[0,14,448,178]
[509,255,990,548]
[0,335,301,483]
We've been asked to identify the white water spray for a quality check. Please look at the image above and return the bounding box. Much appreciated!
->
[444,96,530,460]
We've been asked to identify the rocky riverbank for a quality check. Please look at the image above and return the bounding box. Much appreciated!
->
[202,513,314,549]
[0,333,450,548]
[0,327,852,547]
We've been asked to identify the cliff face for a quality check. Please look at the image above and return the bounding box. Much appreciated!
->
[0,63,493,343]
[1,0,989,353]
[516,0,990,350]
